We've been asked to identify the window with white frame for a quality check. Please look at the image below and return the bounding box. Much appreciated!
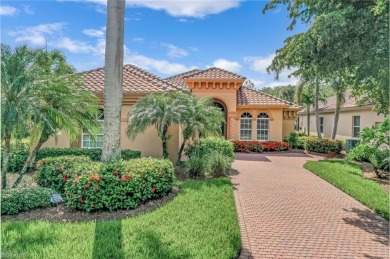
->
[257,113,269,141]
[352,116,360,138]
[240,112,252,140]
[82,110,104,148]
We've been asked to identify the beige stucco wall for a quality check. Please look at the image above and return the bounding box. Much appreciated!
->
[42,130,71,148]
[282,119,296,138]
[298,108,385,140]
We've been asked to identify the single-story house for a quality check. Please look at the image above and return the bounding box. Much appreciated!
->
[43,64,301,161]
[297,89,385,140]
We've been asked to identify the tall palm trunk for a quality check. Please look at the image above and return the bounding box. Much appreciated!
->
[2,124,12,189]
[306,106,311,136]
[331,91,343,139]
[12,140,45,188]
[177,138,187,164]
[161,126,169,159]
[314,77,322,138]
[101,0,125,162]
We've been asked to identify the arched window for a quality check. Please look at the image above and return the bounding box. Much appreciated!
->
[257,113,269,141]
[240,112,252,140]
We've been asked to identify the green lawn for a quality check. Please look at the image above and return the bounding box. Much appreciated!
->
[304,160,389,220]
[2,178,241,259]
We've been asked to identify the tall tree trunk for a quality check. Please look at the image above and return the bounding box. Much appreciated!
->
[306,106,311,136]
[176,138,187,164]
[101,0,125,163]
[331,91,342,139]
[314,77,322,138]
[1,125,12,189]
[12,140,45,188]
[161,127,169,159]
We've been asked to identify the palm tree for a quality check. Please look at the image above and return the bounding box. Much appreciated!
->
[12,50,100,187]
[300,90,314,136]
[1,44,39,189]
[101,0,125,162]
[176,96,224,164]
[127,91,189,159]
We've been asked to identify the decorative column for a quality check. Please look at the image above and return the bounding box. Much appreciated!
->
[227,112,237,140]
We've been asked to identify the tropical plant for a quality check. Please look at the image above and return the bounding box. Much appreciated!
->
[101,0,125,162]
[127,91,189,159]
[177,96,224,164]
[11,49,100,188]
[1,45,38,189]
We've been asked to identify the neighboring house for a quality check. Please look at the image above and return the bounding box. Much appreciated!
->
[43,64,300,161]
[297,89,385,140]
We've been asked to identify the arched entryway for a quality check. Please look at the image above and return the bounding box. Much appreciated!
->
[213,99,227,138]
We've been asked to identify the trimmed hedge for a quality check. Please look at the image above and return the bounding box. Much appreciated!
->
[2,147,141,173]
[185,137,234,159]
[1,187,52,215]
[304,137,343,154]
[35,156,97,193]
[232,141,289,152]
[36,148,141,162]
[64,158,175,212]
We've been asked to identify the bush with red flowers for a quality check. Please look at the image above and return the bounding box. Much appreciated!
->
[232,140,289,152]
[35,156,97,193]
[63,158,175,212]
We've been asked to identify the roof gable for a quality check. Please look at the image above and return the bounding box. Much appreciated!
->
[83,64,184,93]
[238,87,301,109]
[184,67,246,80]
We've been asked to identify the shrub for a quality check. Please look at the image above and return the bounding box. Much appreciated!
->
[296,136,307,149]
[36,148,141,161]
[0,142,29,173]
[304,137,343,154]
[232,141,263,153]
[346,118,390,171]
[185,137,234,159]
[185,149,210,178]
[208,152,232,178]
[35,156,97,193]
[63,158,175,212]
[261,141,289,151]
[285,132,299,148]
[1,187,52,215]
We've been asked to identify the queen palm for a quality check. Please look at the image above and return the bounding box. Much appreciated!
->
[177,96,224,164]
[127,91,190,159]
[9,48,100,187]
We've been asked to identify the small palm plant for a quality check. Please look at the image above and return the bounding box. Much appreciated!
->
[127,91,190,159]
[177,96,224,164]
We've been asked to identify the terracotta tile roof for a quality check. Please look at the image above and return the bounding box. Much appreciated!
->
[238,87,301,109]
[164,69,201,88]
[184,67,246,80]
[82,64,184,93]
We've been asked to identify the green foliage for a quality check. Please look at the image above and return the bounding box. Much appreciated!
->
[1,187,52,215]
[127,91,191,158]
[208,152,232,178]
[296,136,307,149]
[3,148,141,173]
[261,85,296,103]
[304,160,389,220]
[304,137,343,154]
[64,158,175,212]
[285,132,299,148]
[263,0,389,114]
[35,156,94,193]
[185,137,234,159]
[1,178,241,258]
[347,118,390,170]
[185,150,210,178]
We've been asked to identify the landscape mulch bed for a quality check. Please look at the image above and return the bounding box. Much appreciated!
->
[2,187,179,222]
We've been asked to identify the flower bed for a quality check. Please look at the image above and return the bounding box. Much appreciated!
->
[232,140,289,152]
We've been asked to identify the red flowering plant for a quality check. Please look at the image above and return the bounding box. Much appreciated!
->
[261,141,289,151]
[232,140,289,152]
[64,158,175,212]
[35,155,93,193]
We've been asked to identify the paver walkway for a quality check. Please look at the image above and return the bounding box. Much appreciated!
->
[231,152,389,258]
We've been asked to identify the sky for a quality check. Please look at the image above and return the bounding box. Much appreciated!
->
[0,0,309,89]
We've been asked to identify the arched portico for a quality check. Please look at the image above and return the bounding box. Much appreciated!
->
[213,98,228,138]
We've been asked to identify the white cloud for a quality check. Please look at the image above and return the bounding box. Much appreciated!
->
[59,0,241,18]
[178,18,193,23]
[9,23,65,46]
[211,59,241,73]
[82,27,106,37]
[52,37,96,53]
[23,5,35,15]
[163,43,188,58]
[250,80,265,88]
[244,54,275,74]
[0,5,18,16]
[132,37,144,43]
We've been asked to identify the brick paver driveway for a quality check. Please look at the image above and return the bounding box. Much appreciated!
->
[231,152,389,258]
